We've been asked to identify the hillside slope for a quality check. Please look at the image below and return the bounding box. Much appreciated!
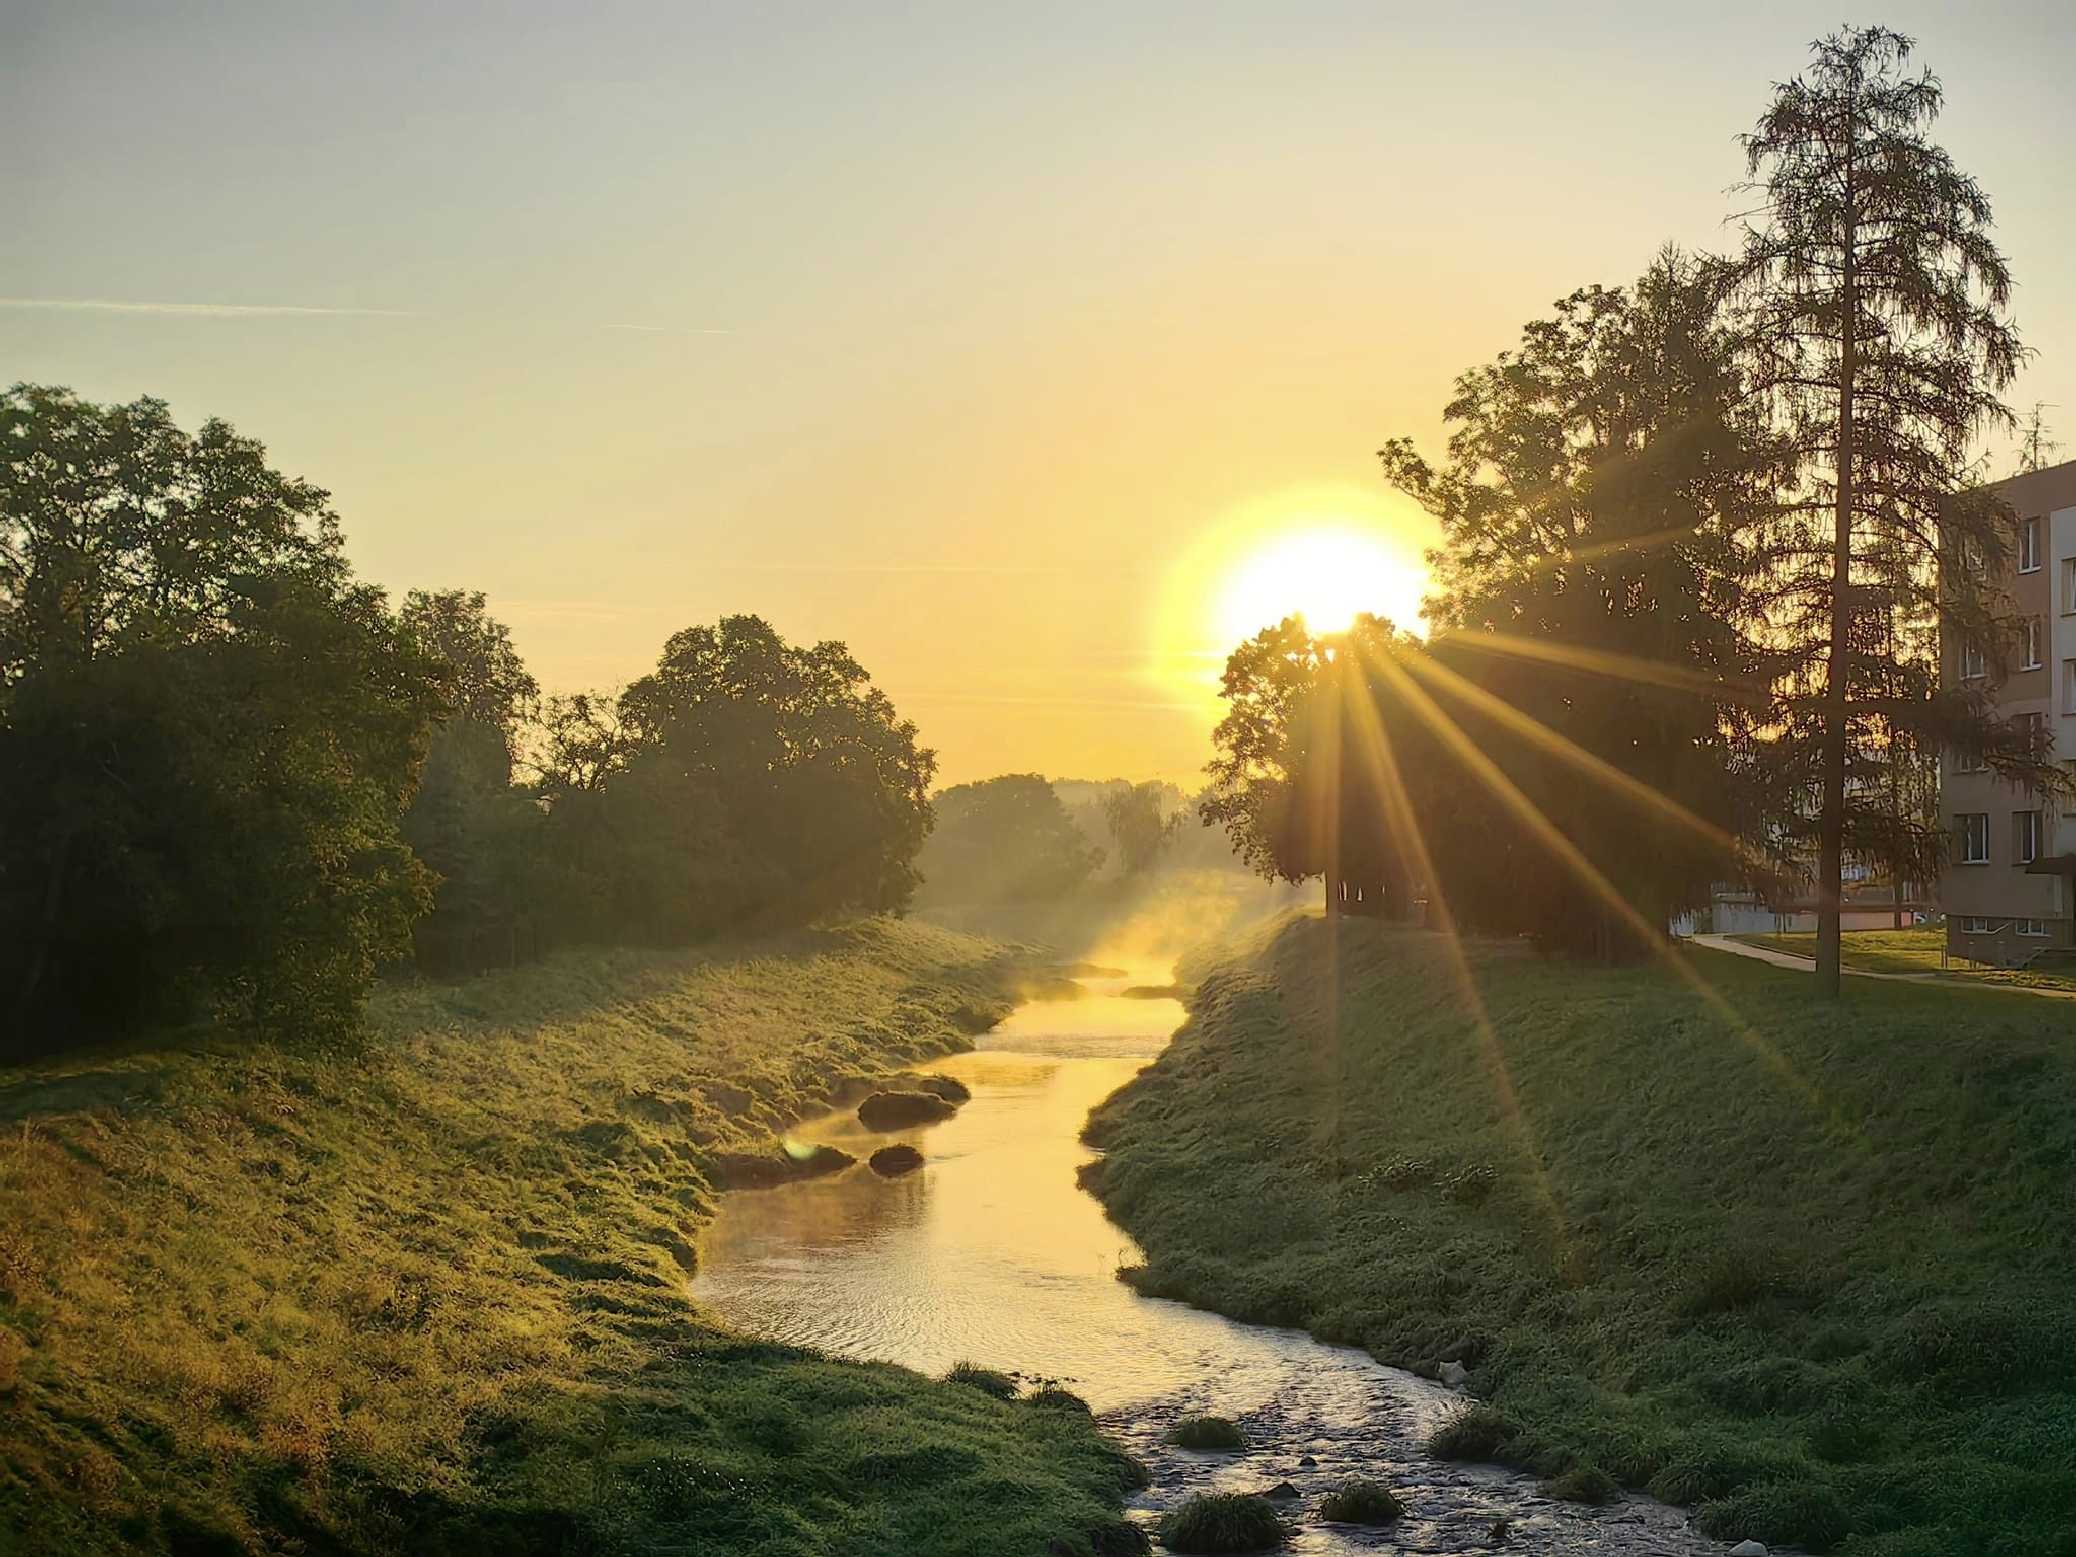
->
[1083,914,2076,1555]
[0,920,1143,1556]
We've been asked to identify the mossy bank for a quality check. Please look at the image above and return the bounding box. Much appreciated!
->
[1082,914,2076,1555]
[0,919,1143,1556]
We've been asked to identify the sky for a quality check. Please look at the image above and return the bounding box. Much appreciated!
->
[8,2,2074,786]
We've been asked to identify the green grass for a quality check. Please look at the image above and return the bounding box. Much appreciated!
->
[1166,1415,1245,1450]
[1155,1492,1285,1552]
[1317,1479,1403,1524]
[1084,914,2076,1555]
[1737,925,2076,992]
[0,918,1141,1557]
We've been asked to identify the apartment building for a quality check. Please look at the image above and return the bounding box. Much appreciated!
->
[1942,458,2076,964]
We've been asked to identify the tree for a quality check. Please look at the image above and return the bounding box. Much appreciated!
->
[0,386,443,1049]
[1733,25,2052,994]
[618,615,935,928]
[918,775,1104,902]
[1102,782,1181,875]
[1200,615,1415,917]
[397,590,545,971]
[1380,253,1765,954]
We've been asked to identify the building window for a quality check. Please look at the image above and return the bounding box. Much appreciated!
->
[1960,915,1992,933]
[2021,516,2042,572]
[2019,918,2051,937]
[2066,659,2076,716]
[1957,812,1991,864]
[2064,556,2076,614]
[1961,641,1986,680]
[2016,809,2043,865]
[2025,616,2045,669]
[1957,744,1989,774]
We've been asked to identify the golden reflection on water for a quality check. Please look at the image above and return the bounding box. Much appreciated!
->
[693,970,1298,1409]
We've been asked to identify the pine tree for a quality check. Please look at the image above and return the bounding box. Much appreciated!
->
[1732,26,2052,995]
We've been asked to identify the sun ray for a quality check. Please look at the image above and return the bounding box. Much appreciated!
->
[1332,662,1577,1264]
[1349,637,1854,1137]
[1443,629,1768,705]
[1397,647,1761,870]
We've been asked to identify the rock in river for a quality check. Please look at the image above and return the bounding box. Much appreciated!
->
[858,1089,958,1130]
[870,1144,925,1177]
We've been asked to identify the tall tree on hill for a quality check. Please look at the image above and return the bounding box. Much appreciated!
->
[1733,26,2056,994]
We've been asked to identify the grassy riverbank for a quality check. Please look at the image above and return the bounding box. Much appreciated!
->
[1083,914,2076,1555]
[0,920,1144,1557]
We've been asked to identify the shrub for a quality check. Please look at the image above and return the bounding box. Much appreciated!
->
[1318,1479,1404,1524]
[1156,1493,1285,1552]
[1542,1464,1618,1505]
[945,1362,1018,1399]
[1167,1415,1245,1450]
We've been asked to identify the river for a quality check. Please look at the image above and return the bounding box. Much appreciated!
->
[691,966,1734,1554]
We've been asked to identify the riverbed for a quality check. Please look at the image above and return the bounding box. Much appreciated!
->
[691,967,1734,1553]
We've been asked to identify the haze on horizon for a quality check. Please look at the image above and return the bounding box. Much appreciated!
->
[8,0,2074,785]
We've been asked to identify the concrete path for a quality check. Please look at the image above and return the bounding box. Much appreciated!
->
[1691,933,2076,1001]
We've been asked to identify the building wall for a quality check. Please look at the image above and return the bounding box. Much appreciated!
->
[1941,460,2076,962]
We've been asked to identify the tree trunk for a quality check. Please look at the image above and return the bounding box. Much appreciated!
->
[1817,146,1858,999]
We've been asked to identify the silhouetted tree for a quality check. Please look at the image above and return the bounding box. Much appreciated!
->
[919,774,1103,902]
[1732,25,2056,993]
[1381,253,1766,954]
[1103,781,1181,875]
[397,590,546,971]
[0,385,443,1047]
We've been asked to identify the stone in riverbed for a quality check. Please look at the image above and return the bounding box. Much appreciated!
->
[1728,1544,1768,1557]
[857,1089,957,1130]
[707,1143,854,1189]
[1297,1455,1318,1468]
[1259,1482,1299,1499]
[870,1144,924,1177]
[1439,1360,1470,1388]
[909,1073,971,1104]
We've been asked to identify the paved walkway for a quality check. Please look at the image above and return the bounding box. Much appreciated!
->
[1691,933,2076,1001]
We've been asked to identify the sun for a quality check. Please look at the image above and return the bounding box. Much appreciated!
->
[1213,525,1427,644]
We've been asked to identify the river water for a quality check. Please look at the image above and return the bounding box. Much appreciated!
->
[691,968,1732,1554]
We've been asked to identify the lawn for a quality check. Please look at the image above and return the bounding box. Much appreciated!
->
[1737,925,2076,992]
[0,920,1144,1557]
[1083,913,2076,1555]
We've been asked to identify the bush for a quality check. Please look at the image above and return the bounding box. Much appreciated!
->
[1318,1479,1404,1524]
[946,1362,1018,1400]
[1156,1493,1285,1553]
[1167,1415,1245,1450]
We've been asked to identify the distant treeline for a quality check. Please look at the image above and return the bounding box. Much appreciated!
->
[0,386,933,1056]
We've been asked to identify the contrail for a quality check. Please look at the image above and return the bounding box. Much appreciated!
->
[0,297,421,318]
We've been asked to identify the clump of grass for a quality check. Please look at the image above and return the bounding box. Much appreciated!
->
[945,1362,1020,1400]
[1028,1384,1094,1413]
[1428,1406,1522,1462]
[911,1073,972,1103]
[1318,1479,1404,1524]
[1541,1463,1618,1505]
[1167,1414,1245,1450]
[1156,1492,1286,1552]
